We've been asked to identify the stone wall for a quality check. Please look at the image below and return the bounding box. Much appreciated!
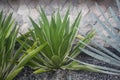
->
[0,0,118,45]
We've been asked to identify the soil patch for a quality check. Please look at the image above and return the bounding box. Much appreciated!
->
[15,53,120,80]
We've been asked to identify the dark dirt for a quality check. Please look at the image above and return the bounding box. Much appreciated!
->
[15,53,120,80]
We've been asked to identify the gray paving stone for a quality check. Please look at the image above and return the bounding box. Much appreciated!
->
[7,0,20,12]
[0,2,4,11]
[0,0,118,46]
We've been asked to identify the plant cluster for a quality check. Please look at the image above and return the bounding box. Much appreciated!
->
[0,0,120,79]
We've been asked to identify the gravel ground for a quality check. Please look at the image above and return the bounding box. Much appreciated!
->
[15,53,120,80]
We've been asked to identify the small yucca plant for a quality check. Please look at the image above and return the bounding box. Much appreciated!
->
[76,0,120,75]
[0,11,46,80]
[19,8,96,74]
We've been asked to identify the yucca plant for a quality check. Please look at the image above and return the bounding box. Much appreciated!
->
[76,0,120,75]
[0,11,47,80]
[18,8,97,74]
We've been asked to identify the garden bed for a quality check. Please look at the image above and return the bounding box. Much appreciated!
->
[15,53,120,80]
